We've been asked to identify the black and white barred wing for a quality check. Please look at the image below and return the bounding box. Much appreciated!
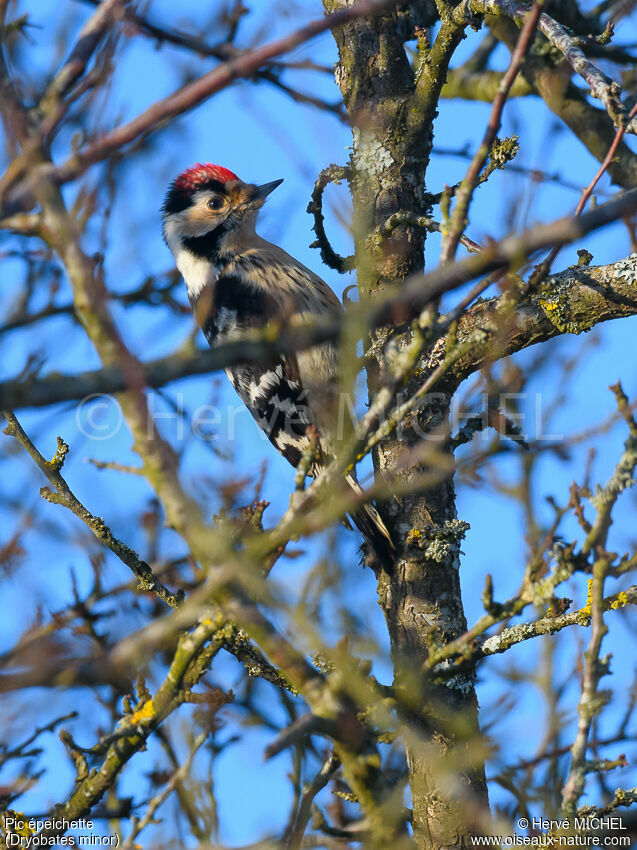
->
[226,355,317,469]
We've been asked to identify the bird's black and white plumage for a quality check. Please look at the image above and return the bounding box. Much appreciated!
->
[161,162,393,569]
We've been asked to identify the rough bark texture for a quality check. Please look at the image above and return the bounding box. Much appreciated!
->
[453,254,637,380]
[325,3,488,846]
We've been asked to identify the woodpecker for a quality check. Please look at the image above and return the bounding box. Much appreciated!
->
[161,162,393,569]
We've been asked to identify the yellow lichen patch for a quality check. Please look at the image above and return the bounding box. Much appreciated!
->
[406,528,422,545]
[609,591,629,610]
[537,289,597,335]
[539,299,565,332]
[578,579,594,618]
[539,300,557,312]
[130,699,156,724]
[3,811,34,837]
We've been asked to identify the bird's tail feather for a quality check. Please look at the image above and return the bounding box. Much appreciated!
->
[345,474,394,572]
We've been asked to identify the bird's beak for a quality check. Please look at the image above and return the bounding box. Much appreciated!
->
[251,179,284,201]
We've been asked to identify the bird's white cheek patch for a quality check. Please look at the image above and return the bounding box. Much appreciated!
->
[163,217,213,301]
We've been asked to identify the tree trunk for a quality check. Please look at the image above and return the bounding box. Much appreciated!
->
[325,4,489,845]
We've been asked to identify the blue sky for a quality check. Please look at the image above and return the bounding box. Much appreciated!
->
[1,0,636,844]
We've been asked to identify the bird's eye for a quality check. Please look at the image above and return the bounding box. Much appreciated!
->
[207,196,225,211]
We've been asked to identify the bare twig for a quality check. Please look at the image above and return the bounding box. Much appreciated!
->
[286,751,341,850]
[121,731,208,849]
[39,621,231,840]
[476,584,636,661]
[561,386,637,817]
[441,0,543,263]
[560,561,610,817]
[1,0,393,216]
[2,410,183,608]
[382,209,482,253]
[431,145,609,195]
[41,0,126,109]
[307,164,355,272]
[453,0,637,134]
[0,711,78,768]
[577,787,637,817]
[265,714,338,760]
[538,100,637,279]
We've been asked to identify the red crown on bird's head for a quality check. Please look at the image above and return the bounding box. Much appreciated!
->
[174,163,239,194]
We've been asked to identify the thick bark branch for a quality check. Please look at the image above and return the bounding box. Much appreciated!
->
[453,254,637,381]
[441,67,535,100]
